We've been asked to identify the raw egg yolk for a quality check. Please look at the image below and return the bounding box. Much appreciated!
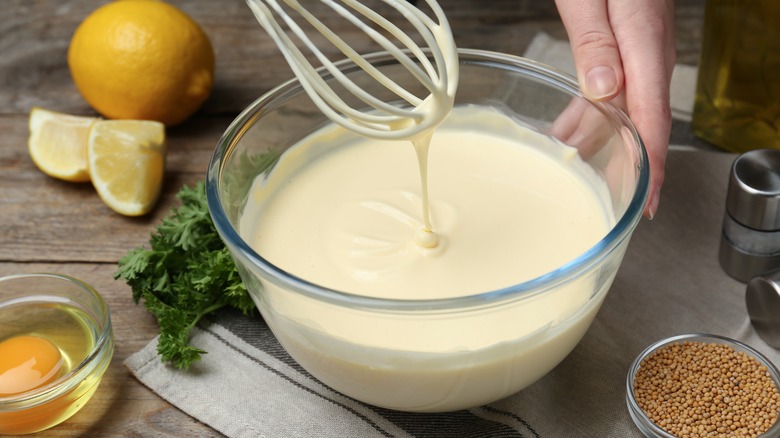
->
[0,335,63,396]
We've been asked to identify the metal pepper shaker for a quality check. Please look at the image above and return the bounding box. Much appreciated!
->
[719,149,780,283]
[746,270,780,349]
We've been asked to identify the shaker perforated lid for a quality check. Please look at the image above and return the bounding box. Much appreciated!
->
[746,271,780,349]
[726,149,780,231]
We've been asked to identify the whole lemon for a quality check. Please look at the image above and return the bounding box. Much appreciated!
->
[68,0,215,126]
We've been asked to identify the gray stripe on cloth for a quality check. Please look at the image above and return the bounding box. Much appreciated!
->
[210,309,534,438]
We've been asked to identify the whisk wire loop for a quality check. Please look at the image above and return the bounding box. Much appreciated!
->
[247,0,458,139]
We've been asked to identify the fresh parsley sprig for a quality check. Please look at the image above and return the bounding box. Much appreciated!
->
[116,181,254,370]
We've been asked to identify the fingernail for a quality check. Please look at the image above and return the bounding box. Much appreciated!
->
[647,190,660,220]
[584,66,618,100]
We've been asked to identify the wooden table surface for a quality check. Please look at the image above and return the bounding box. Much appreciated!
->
[0,1,705,436]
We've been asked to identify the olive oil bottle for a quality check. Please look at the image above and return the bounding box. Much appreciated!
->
[692,0,780,153]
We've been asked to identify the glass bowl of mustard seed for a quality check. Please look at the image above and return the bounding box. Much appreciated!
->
[626,333,780,438]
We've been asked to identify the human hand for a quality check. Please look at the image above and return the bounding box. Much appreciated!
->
[554,0,675,219]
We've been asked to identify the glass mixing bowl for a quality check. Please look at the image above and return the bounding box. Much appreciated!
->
[207,49,649,412]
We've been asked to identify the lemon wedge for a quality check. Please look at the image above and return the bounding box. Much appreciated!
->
[87,120,166,216]
[28,107,98,182]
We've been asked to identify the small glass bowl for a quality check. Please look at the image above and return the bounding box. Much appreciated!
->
[0,273,114,435]
[626,333,780,438]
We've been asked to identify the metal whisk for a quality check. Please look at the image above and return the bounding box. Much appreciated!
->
[246,0,458,140]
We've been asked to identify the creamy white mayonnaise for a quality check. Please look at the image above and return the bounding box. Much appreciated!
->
[241,106,613,299]
[237,105,616,412]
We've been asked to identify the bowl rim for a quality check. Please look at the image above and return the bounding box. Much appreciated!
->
[0,273,114,406]
[625,333,780,437]
[206,48,650,311]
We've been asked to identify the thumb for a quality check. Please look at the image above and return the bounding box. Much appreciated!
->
[555,0,624,101]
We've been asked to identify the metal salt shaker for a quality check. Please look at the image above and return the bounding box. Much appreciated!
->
[718,149,780,349]
[719,149,780,282]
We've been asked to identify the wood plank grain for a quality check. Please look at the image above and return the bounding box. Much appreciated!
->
[0,115,232,263]
[0,0,703,117]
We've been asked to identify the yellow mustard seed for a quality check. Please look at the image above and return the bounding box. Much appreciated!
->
[633,341,780,438]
